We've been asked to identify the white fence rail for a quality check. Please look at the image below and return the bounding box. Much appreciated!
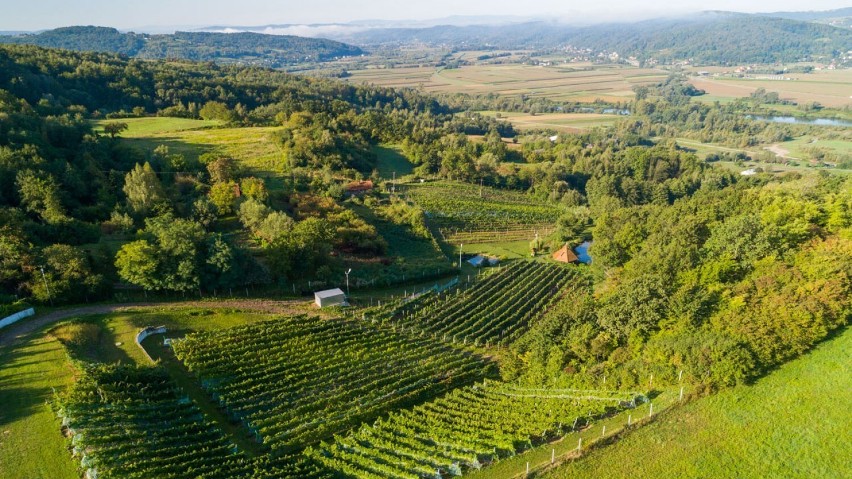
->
[136,326,167,362]
[0,308,35,329]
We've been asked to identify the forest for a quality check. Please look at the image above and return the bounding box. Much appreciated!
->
[0,26,363,67]
[341,13,852,65]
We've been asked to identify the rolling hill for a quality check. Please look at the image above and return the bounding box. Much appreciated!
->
[0,26,363,67]
[340,12,851,65]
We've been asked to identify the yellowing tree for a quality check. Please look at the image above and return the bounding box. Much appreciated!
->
[123,162,166,216]
[209,181,238,215]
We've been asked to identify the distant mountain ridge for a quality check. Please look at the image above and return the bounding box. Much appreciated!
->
[336,12,852,64]
[761,7,852,21]
[0,26,363,67]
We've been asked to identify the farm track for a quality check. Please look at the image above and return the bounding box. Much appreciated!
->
[0,299,311,348]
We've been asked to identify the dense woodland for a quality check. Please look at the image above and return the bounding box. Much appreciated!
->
[0,26,364,68]
[0,43,850,395]
[341,13,852,65]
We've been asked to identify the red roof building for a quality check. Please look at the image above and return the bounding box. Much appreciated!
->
[552,244,579,264]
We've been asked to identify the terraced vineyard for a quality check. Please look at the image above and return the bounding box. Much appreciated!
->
[404,182,563,244]
[380,261,575,346]
[171,316,494,451]
[56,364,329,479]
[310,382,634,479]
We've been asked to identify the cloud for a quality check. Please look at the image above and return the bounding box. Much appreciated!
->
[201,24,371,38]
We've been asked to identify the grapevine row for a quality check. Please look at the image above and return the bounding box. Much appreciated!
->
[310,381,625,478]
[384,261,576,346]
[171,316,494,451]
[56,363,330,479]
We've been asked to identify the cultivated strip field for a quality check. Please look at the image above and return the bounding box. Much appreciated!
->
[481,112,620,132]
[376,261,576,345]
[311,382,630,478]
[172,315,493,451]
[690,69,852,107]
[58,364,330,479]
[343,64,667,102]
[403,182,563,244]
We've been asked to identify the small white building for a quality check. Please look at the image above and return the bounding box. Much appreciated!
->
[740,169,758,176]
[314,288,347,308]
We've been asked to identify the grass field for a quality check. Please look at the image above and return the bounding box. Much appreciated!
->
[476,111,620,132]
[672,137,852,176]
[343,63,666,102]
[542,326,852,479]
[94,118,286,177]
[0,334,78,479]
[372,143,415,178]
[689,69,852,108]
[93,117,221,137]
[778,136,852,160]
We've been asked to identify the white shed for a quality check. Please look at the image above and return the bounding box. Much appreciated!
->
[314,288,347,308]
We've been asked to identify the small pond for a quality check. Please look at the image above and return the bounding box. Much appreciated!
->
[574,241,592,264]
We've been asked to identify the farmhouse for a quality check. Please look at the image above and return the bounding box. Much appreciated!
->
[552,244,580,264]
[314,288,347,308]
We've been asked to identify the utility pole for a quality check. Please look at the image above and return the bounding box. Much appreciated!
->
[345,268,352,297]
[392,171,396,194]
[40,266,53,306]
[459,243,463,268]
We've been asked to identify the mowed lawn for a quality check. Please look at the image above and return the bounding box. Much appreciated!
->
[544,326,852,479]
[0,335,78,479]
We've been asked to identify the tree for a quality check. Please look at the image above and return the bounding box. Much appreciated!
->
[32,244,106,303]
[206,156,238,184]
[238,199,271,232]
[266,217,334,280]
[240,177,268,202]
[16,170,67,224]
[102,122,128,139]
[199,101,234,122]
[123,162,166,216]
[257,211,294,244]
[115,215,206,293]
[0,225,32,295]
[208,181,238,215]
[115,239,160,291]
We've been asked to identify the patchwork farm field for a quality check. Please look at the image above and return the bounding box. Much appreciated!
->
[343,63,667,102]
[689,69,852,107]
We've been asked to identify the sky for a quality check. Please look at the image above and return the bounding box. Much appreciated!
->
[1,0,850,31]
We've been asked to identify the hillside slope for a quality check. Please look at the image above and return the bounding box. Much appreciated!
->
[544,327,852,479]
[0,26,363,67]
[344,13,851,65]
